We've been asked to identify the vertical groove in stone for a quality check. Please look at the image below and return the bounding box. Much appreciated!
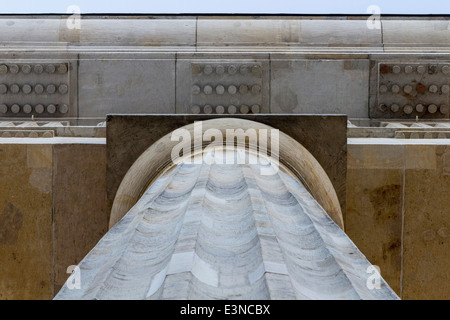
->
[241,164,297,300]
[188,162,270,299]
[249,164,361,300]
[159,161,212,299]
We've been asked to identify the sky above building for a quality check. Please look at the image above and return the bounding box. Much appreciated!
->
[0,0,448,14]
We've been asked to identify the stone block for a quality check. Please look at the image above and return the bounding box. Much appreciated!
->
[270,59,369,117]
[369,60,449,120]
[0,59,78,119]
[52,143,108,294]
[348,143,405,169]
[402,145,450,299]
[197,18,381,47]
[78,58,176,117]
[175,58,270,114]
[0,144,53,299]
[0,18,61,44]
[0,139,108,299]
[298,19,381,47]
[346,143,403,295]
[382,20,450,47]
[79,18,196,46]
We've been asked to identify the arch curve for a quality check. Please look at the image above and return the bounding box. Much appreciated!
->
[110,118,343,229]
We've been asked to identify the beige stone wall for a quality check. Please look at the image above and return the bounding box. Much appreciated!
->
[347,139,450,300]
[0,140,108,299]
[0,144,53,299]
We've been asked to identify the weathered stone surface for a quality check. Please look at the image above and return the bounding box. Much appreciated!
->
[4,16,449,52]
[402,145,450,300]
[78,18,196,46]
[346,140,450,299]
[0,144,53,299]
[175,58,270,114]
[78,57,176,117]
[0,17,197,47]
[369,60,450,120]
[346,143,404,295]
[270,59,369,117]
[52,144,108,294]
[197,18,381,47]
[0,139,108,299]
[382,20,450,48]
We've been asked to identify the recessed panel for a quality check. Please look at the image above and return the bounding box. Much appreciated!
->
[176,59,269,114]
[0,60,75,118]
[371,61,449,119]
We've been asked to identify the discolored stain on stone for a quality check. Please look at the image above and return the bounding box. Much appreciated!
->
[380,64,390,74]
[437,227,448,238]
[27,145,52,168]
[382,240,402,263]
[28,168,52,194]
[443,150,450,176]
[422,230,436,242]
[403,159,450,299]
[0,202,24,245]
[369,184,401,221]
[416,83,426,94]
[53,144,108,294]
[190,64,202,75]
[155,142,165,152]
[274,88,298,112]
[344,60,362,70]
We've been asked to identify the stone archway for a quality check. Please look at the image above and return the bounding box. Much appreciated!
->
[109,118,344,229]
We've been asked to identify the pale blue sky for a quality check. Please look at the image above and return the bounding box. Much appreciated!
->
[0,0,448,14]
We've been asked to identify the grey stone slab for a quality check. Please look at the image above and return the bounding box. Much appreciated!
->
[298,19,382,47]
[197,18,303,47]
[270,59,369,117]
[0,18,62,44]
[0,52,80,60]
[176,53,270,60]
[270,53,370,60]
[79,19,196,46]
[77,52,176,60]
[0,17,196,47]
[197,18,381,48]
[382,20,450,47]
[78,58,176,117]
